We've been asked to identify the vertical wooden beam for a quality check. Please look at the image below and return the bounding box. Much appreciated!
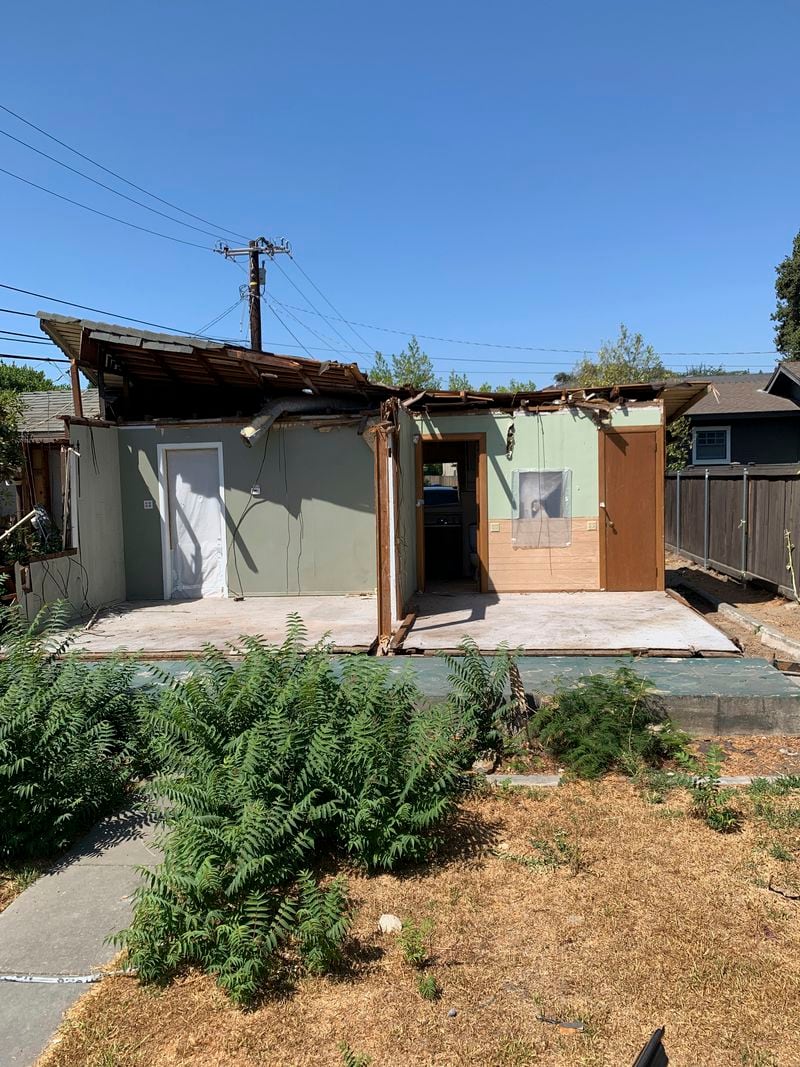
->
[70,359,83,418]
[598,428,607,591]
[477,438,489,593]
[414,433,425,593]
[374,426,392,644]
[655,408,666,591]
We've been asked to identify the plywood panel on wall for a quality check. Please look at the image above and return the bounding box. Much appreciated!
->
[487,520,600,592]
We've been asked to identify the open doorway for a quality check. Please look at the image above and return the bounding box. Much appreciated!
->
[415,435,487,593]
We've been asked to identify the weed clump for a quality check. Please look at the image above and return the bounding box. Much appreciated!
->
[679,745,741,833]
[531,666,686,779]
[399,917,434,969]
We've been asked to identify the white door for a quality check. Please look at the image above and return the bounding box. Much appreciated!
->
[163,447,226,599]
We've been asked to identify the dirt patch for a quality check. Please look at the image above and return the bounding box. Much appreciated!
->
[668,553,800,655]
[38,784,800,1067]
[688,736,800,777]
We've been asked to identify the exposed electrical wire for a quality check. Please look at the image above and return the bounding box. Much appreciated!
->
[0,165,211,250]
[0,102,247,242]
[265,296,351,360]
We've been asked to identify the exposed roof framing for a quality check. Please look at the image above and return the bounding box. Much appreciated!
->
[38,313,399,402]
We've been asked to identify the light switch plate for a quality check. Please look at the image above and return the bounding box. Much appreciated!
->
[489,521,500,532]
[251,485,261,496]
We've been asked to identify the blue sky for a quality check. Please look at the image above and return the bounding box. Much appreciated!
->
[1,0,798,388]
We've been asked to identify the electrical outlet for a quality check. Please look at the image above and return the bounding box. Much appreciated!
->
[251,485,261,496]
[143,499,154,510]
[587,519,597,530]
[489,521,500,532]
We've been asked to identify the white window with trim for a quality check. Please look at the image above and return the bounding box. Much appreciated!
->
[692,425,730,465]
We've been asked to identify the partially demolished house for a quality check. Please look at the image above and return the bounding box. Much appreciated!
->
[14,312,718,656]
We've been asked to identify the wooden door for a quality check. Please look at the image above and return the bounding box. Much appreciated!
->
[600,427,664,591]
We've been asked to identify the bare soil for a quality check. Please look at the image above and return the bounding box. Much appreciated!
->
[667,553,800,657]
[38,783,800,1067]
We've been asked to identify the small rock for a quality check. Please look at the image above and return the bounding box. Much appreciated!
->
[447,1008,458,1018]
[495,842,511,853]
[564,913,583,927]
[377,913,402,935]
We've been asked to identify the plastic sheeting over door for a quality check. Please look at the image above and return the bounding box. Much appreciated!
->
[165,447,226,598]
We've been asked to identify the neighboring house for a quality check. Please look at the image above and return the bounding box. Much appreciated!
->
[16,389,100,526]
[685,372,800,466]
[13,311,705,647]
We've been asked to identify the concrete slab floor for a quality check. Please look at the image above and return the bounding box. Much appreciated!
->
[70,594,378,656]
[404,591,738,655]
[0,808,159,1066]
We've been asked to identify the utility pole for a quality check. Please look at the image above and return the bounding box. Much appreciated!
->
[215,237,291,351]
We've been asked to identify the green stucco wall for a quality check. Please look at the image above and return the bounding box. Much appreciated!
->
[117,422,376,599]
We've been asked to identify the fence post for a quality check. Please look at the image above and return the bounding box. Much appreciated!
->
[676,471,681,552]
[703,468,710,569]
[741,466,749,579]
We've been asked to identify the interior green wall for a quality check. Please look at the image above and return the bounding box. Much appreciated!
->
[118,422,376,599]
[609,403,663,427]
[415,409,600,517]
[415,403,664,521]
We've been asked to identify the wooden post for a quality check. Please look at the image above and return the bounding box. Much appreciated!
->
[69,359,83,418]
[248,240,262,353]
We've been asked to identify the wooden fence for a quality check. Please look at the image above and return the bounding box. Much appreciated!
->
[665,464,800,598]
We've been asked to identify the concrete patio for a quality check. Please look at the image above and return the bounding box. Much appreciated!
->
[70,594,378,657]
[401,590,739,656]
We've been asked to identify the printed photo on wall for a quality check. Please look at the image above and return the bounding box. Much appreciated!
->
[511,469,572,548]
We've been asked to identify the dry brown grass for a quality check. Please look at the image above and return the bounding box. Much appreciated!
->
[38,782,800,1067]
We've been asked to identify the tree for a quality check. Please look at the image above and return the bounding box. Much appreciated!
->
[0,390,21,482]
[772,231,800,359]
[446,373,538,393]
[369,337,440,389]
[447,370,473,391]
[0,362,56,393]
[556,324,668,387]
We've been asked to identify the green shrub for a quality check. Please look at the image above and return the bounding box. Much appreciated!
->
[679,745,741,833]
[0,603,153,861]
[530,666,686,779]
[445,638,518,767]
[339,1043,372,1067]
[399,917,434,969]
[417,973,441,1000]
[119,619,466,1005]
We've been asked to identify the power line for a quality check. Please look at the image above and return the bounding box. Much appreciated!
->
[288,256,377,353]
[268,258,360,355]
[0,282,234,340]
[0,351,69,363]
[0,307,37,318]
[265,296,352,361]
[268,298,779,358]
[0,102,247,243]
[0,125,239,244]
[0,165,211,250]
[261,297,317,361]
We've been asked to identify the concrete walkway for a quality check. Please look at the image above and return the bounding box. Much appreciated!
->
[0,808,159,1066]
